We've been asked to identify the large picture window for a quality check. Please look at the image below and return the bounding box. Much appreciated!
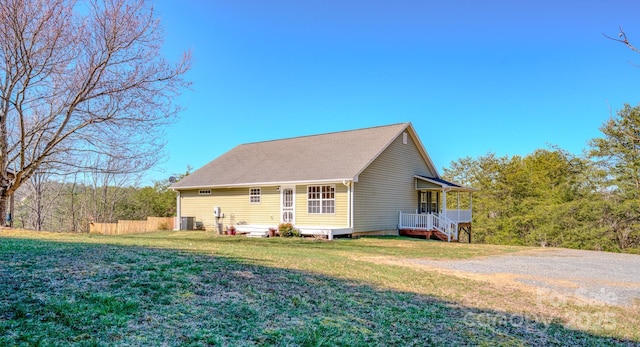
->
[307,185,335,214]
[249,188,261,203]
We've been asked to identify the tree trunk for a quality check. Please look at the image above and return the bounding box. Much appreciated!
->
[0,192,7,227]
[70,178,77,232]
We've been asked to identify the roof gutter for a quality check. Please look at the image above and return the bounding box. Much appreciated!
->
[171,177,356,191]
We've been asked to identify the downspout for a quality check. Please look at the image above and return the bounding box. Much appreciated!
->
[175,191,181,230]
[342,180,353,229]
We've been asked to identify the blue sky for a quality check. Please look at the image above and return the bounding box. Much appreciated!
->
[147,0,640,183]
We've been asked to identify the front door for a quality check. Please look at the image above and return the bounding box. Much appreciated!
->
[419,191,439,214]
[281,186,295,223]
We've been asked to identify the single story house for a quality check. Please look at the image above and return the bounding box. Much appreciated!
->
[170,122,474,240]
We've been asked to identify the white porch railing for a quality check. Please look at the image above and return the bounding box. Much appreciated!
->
[444,209,472,223]
[398,212,459,242]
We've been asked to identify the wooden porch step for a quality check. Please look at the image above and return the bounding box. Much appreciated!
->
[432,230,458,242]
[398,229,458,242]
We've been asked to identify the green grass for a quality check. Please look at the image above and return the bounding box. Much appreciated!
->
[0,230,637,346]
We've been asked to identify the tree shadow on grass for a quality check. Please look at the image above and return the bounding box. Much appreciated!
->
[0,237,637,346]
[170,234,461,259]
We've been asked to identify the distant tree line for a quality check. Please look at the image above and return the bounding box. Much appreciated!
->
[15,102,640,254]
[13,171,179,233]
[445,104,640,253]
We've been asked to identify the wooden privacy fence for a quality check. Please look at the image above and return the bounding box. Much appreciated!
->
[90,223,118,235]
[90,217,175,235]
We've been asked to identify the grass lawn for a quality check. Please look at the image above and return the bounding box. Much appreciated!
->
[1,230,638,346]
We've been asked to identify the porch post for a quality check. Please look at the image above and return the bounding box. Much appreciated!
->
[457,191,460,221]
[442,189,446,215]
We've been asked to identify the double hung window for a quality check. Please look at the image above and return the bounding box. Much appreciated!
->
[308,185,335,214]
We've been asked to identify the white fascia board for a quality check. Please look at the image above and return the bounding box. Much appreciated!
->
[414,175,477,192]
[352,123,411,180]
[406,125,440,178]
[171,178,355,190]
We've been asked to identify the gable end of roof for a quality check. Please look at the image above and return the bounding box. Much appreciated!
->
[170,122,441,190]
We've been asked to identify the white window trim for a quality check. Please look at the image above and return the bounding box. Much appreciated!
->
[199,189,211,195]
[249,188,261,204]
[307,185,336,215]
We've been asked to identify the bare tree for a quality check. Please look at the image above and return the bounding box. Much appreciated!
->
[21,169,66,230]
[26,171,49,230]
[0,0,191,225]
[84,153,142,223]
[604,26,640,54]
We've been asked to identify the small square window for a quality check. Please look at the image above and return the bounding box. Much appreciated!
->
[250,188,261,203]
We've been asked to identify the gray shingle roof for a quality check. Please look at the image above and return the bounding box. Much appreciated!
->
[171,122,433,189]
[414,175,477,192]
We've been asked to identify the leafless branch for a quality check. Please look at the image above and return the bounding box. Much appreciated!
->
[0,0,191,225]
[603,26,640,54]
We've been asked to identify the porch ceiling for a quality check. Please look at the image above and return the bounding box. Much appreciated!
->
[414,175,476,192]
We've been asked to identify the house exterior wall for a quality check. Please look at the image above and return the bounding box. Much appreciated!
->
[180,186,280,229]
[178,183,349,230]
[294,183,349,227]
[353,132,435,234]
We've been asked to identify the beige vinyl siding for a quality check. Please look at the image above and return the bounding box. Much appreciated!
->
[416,179,441,190]
[353,132,435,233]
[180,184,349,229]
[180,186,280,229]
[294,184,349,227]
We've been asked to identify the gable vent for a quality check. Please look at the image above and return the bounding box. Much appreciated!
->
[402,132,408,144]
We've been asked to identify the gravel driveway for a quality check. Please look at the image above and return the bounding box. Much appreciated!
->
[410,248,640,307]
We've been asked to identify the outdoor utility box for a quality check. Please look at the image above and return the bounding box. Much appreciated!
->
[181,217,194,230]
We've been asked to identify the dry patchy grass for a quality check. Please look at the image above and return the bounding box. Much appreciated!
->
[0,229,637,346]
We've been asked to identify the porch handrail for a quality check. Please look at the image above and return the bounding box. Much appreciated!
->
[444,209,472,223]
[398,212,459,242]
[431,213,458,242]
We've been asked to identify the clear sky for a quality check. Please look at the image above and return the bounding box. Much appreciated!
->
[146,0,640,184]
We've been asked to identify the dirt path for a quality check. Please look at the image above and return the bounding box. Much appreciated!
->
[391,248,640,307]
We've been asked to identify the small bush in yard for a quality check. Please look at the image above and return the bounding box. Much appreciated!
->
[278,223,300,237]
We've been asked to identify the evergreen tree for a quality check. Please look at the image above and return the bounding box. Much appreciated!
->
[589,104,640,249]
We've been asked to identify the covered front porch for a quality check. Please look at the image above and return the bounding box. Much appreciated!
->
[398,175,475,242]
